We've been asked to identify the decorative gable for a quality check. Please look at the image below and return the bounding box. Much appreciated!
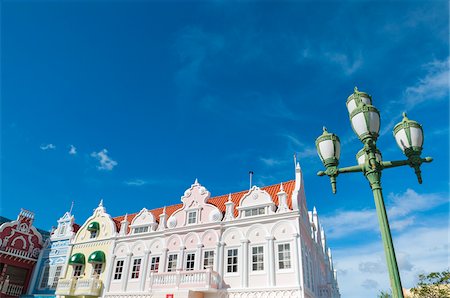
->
[75,200,117,242]
[167,179,222,229]
[237,186,275,218]
[52,211,76,241]
[129,208,157,234]
[0,209,44,260]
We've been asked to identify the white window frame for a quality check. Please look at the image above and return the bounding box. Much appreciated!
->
[51,265,63,289]
[276,242,293,271]
[92,263,103,277]
[113,259,125,281]
[185,252,196,271]
[225,247,239,276]
[149,255,160,273]
[73,265,84,277]
[133,226,149,234]
[39,265,50,289]
[243,207,266,217]
[203,250,214,269]
[187,211,198,225]
[130,258,142,279]
[90,230,98,239]
[167,253,178,272]
[250,245,265,274]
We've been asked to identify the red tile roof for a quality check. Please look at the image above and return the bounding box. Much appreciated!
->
[112,180,296,231]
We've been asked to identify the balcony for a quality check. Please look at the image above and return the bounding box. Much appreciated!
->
[149,268,220,291]
[55,278,76,296]
[56,277,102,296]
[74,278,103,296]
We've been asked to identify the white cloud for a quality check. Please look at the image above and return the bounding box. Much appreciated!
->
[324,51,363,76]
[40,144,56,150]
[403,58,449,108]
[124,179,148,186]
[333,223,449,298]
[91,149,118,171]
[68,145,77,155]
[321,189,447,238]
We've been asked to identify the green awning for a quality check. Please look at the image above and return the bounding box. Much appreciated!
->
[88,251,106,263]
[87,221,100,231]
[68,253,85,265]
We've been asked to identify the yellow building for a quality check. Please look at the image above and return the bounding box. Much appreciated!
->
[56,200,117,298]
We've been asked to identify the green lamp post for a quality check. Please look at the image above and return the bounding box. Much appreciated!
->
[316,87,433,298]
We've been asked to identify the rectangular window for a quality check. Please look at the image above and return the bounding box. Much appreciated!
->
[51,266,62,289]
[90,230,98,239]
[92,263,103,276]
[278,243,291,269]
[244,207,265,217]
[131,259,142,279]
[203,250,214,269]
[226,249,238,273]
[133,226,149,234]
[187,211,197,224]
[167,254,178,272]
[150,256,160,273]
[39,265,50,288]
[73,265,83,277]
[114,260,124,280]
[252,246,264,271]
[185,253,195,271]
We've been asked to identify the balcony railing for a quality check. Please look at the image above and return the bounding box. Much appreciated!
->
[149,268,220,291]
[56,277,102,296]
[0,246,37,260]
[0,283,24,297]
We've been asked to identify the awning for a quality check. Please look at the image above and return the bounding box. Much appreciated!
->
[87,221,100,231]
[68,253,85,265]
[88,251,106,263]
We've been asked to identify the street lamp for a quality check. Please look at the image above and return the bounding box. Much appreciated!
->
[316,87,433,298]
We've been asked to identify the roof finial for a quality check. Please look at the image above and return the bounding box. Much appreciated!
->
[293,152,297,168]
[163,206,166,214]
[124,213,128,221]
[69,201,74,214]
[354,86,358,93]
[194,178,198,185]
[249,171,254,189]
[99,199,103,207]
[313,206,317,214]
[280,182,284,191]
[227,193,232,202]
[402,112,408,120]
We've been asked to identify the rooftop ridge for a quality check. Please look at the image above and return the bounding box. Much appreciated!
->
[111,179,297,230]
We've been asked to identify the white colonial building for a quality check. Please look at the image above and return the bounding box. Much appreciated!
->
[99,163,339,298]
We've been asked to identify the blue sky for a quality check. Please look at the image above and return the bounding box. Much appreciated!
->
[1,1,448,297]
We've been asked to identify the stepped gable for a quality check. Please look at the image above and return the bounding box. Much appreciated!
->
[112,179,296,229]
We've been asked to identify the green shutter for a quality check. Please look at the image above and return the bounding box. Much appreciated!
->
[68,253,85,265]
[88,251,106,263]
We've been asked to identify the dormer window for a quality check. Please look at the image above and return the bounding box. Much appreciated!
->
[87,221,100,239]
[187,211,197,224]
[244,207,265,217]
[59,224,66,235]
[90,230,97,239]
[133,226,149,234]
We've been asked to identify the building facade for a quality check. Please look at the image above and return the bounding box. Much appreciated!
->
[55,163,339,298]
[55,201,117,298]
[26,211,79,298]
[0,210,48,298]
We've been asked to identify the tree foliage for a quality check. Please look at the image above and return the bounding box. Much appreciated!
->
[410,270,450,298]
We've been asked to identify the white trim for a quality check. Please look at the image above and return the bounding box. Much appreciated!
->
[275,240,294,273]
[249,244,266,275]
[224,246,240,277]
